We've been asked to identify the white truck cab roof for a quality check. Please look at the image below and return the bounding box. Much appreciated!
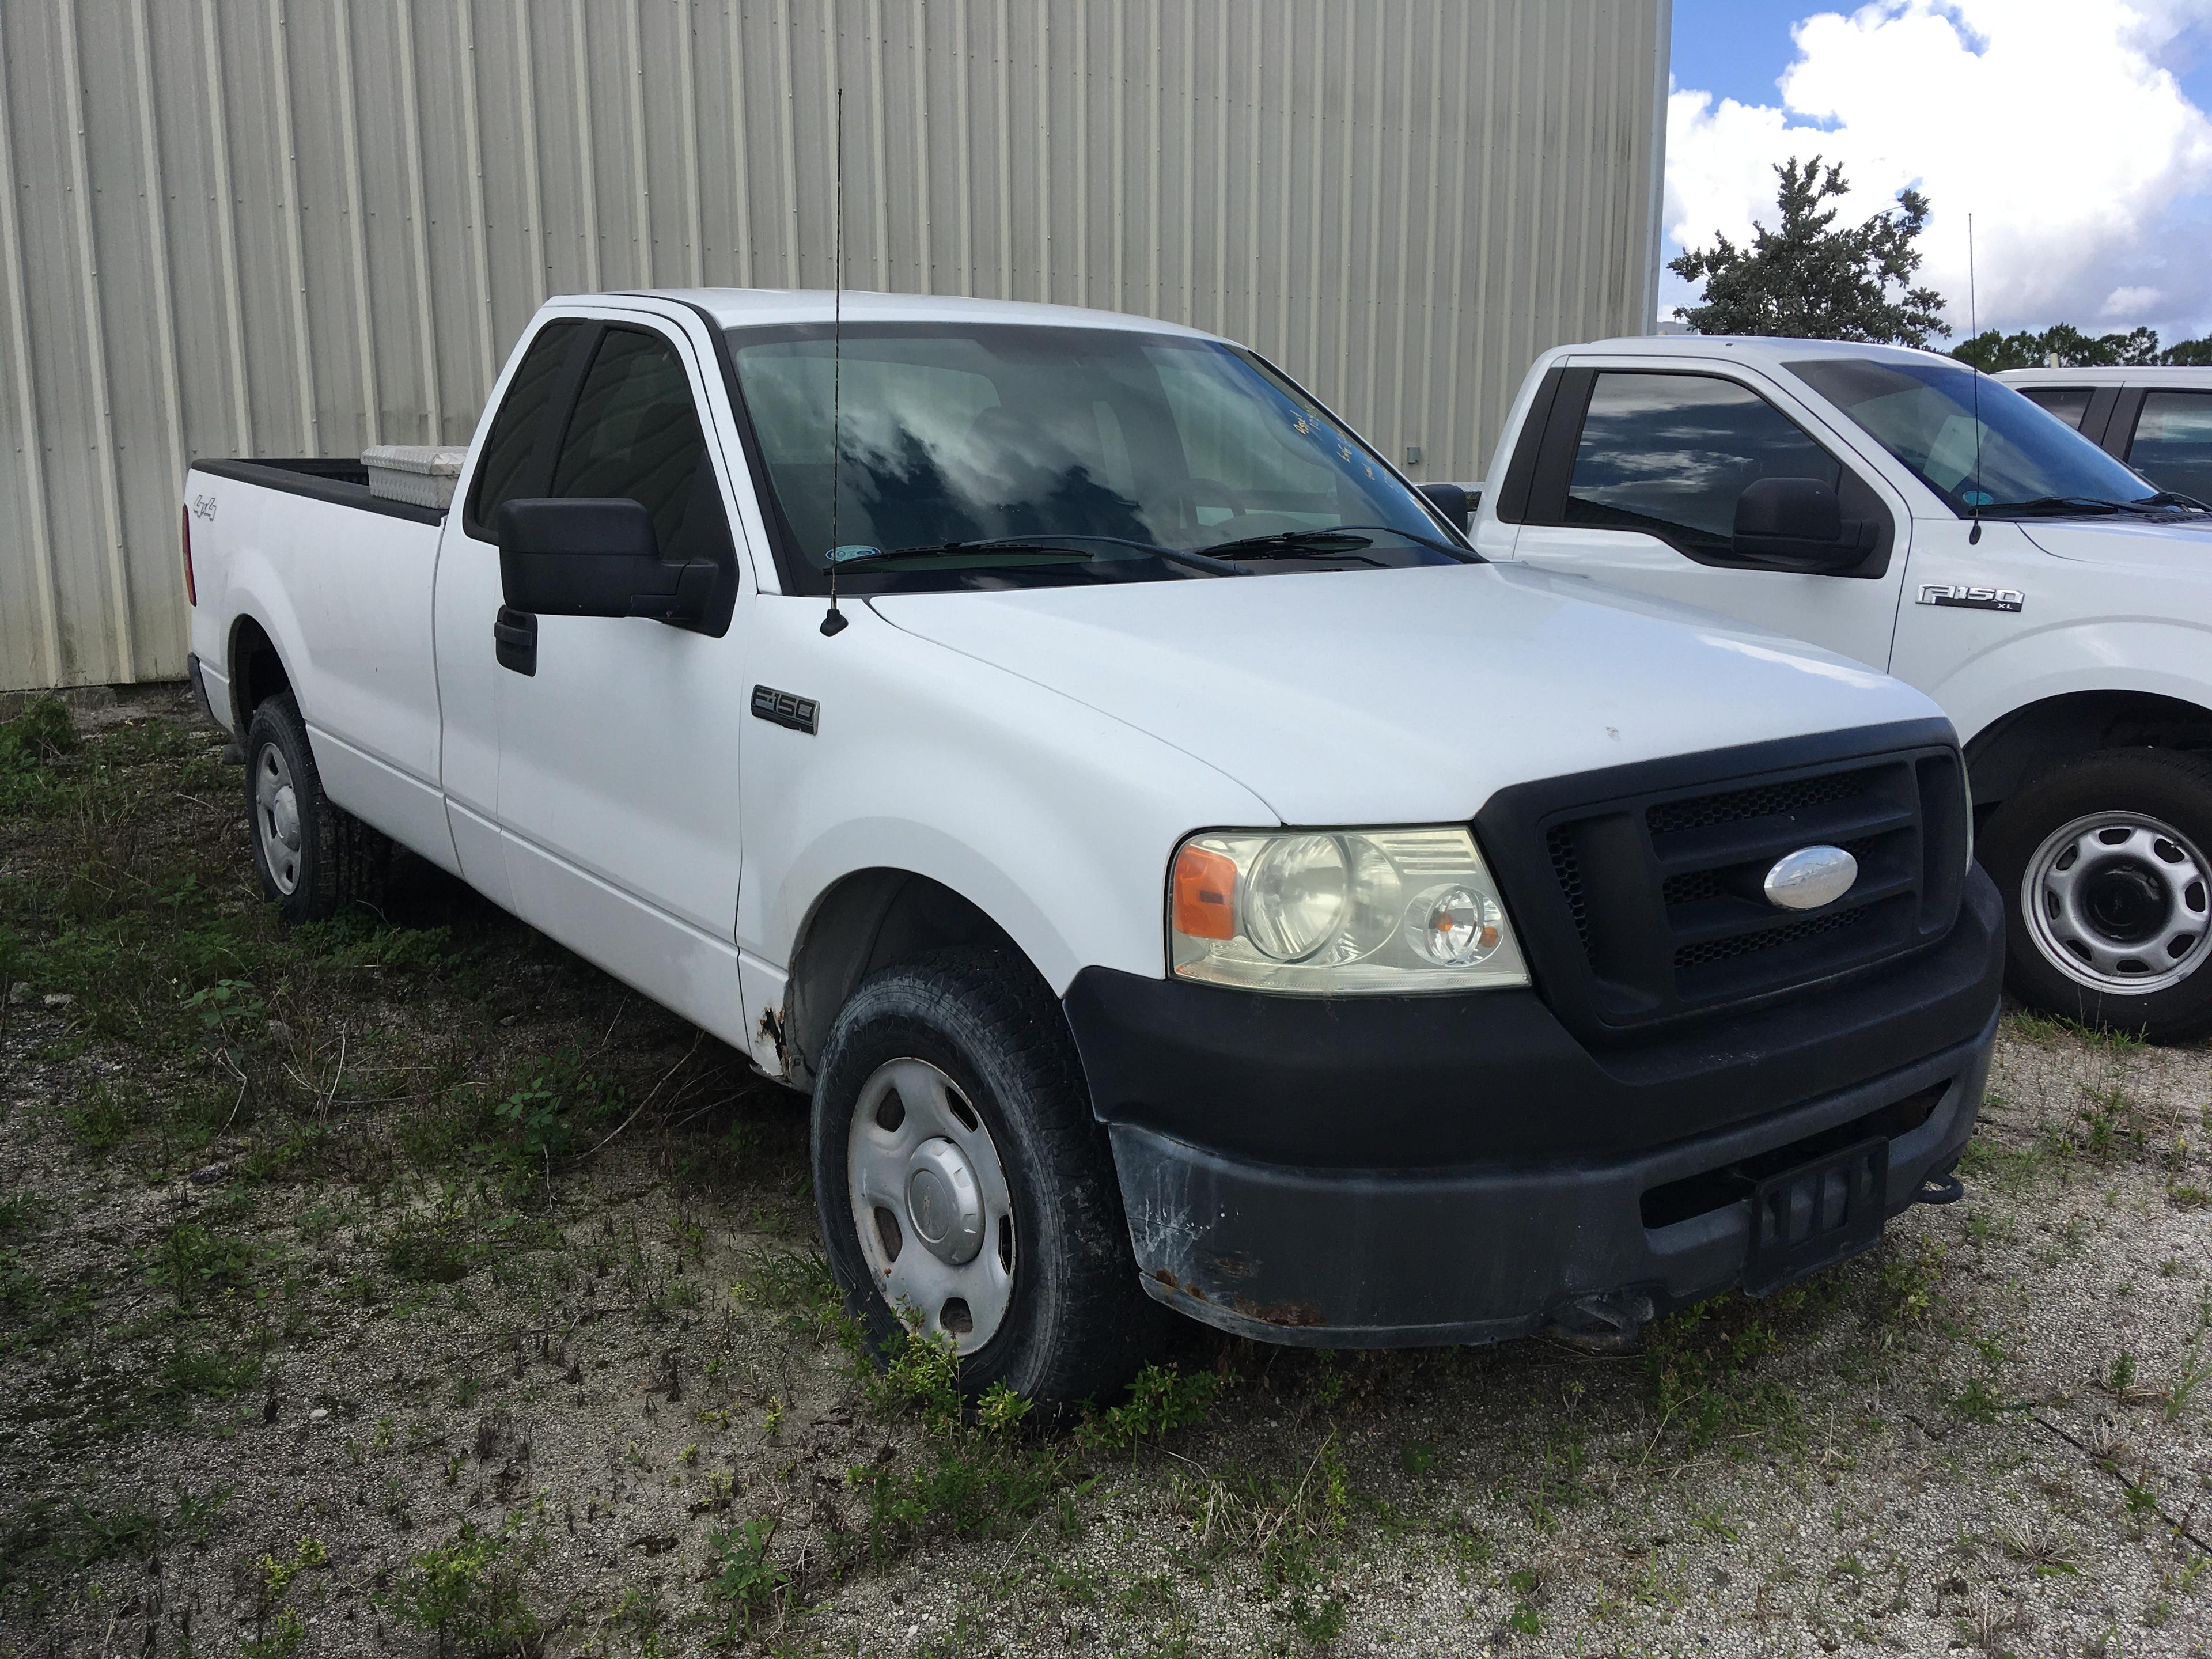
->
[619,286,1221,340]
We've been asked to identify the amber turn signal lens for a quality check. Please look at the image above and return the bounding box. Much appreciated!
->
[1171,843,1238,940]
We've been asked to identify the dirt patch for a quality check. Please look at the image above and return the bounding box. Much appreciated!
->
[2,694,2209,1658]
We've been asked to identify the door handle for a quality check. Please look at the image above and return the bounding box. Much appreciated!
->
[494,606,537,676]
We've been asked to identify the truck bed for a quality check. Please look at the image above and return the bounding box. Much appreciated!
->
[191,457,446,527]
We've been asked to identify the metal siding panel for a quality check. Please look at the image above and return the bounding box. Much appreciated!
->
[1,0,1667,690]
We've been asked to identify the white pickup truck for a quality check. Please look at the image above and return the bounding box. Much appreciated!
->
[1474,338,2212,1041]
[183,290,1999,1402]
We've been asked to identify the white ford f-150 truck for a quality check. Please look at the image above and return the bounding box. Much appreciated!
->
[1474,337,2212,1042]
[183,290,2000,1403]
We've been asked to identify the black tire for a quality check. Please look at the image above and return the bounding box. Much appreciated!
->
[811,948,1166,1407]
[1979,747,2212,1043]
[242,691,386,924]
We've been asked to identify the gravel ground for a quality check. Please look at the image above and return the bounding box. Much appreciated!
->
[1,691,2208,1659]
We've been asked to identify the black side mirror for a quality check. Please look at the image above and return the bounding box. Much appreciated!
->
[1418,482,1472,532]
[495,498,715,622]
[1730,476,1861,573]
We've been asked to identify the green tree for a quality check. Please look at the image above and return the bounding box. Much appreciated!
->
[1953,323,2162,372]
[1670,156,1949,346]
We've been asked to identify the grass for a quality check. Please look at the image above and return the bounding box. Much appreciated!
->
[4,694,2211,1656]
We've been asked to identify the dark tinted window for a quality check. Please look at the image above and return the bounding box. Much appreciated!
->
[1564,372,1839,554]
[2016,384,2094,431]
[467,320,581,532]
[550,328,727,562]
[2127,390,2212,503]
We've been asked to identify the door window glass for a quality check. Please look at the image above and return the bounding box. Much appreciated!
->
[550,328,728,562]
[2127,391,2212,503]
[1564,373,1840,555]
[2016,384,2094,431]
[467,320,581,533]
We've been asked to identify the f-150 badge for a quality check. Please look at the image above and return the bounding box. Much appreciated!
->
[1917,584,2023,613]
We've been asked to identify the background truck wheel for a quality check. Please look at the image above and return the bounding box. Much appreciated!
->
[243,691,386,924]
[810,948,1165,1408]
[1979,748,2212,1042]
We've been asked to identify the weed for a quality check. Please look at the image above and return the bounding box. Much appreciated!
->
[0,698,76,771]
[706,1516,790,1636]
[2108,1351,2138,1392]
[381,1519,543,1657]
[733,1248,842,1340]
[152,1219,257,1305]
[1948,1378,2006,1425]
[491,1047,627,1166]
[2165,1335,2211,1423]
[1078,1362,1221,1453]
[385,1214,480,1285]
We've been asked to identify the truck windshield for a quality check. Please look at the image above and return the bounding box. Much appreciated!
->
[1789,356,2164,518]
[727,324,1464,593]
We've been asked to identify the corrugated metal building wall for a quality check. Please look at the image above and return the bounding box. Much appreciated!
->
[0,0,1669,692]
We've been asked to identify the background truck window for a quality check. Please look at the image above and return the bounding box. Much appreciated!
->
[1565,372,1840,555]
[2015,384,2094,431]
[550,328,729,564]
[2127,390,2212,504]
[467,320,583,534]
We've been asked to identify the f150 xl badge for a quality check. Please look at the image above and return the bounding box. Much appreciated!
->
[752,685,819,734]
[1916,583,2023,613]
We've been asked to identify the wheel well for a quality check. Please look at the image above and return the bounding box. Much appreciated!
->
[781,870,1028,1090]
[1967,691,2212,810]
[227,618,291,730]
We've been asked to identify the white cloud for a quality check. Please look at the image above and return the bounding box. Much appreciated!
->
[1664,1,2212,341]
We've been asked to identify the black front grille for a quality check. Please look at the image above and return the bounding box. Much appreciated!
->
[1476,725,1969,1041]
[1646,771,1873,836]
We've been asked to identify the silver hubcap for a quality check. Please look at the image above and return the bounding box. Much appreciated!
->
[846,1058,1014,1354]
[253,743,303,896]
[2023,810,2211,994]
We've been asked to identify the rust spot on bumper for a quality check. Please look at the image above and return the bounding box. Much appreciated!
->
[1232,1296,1324,1328]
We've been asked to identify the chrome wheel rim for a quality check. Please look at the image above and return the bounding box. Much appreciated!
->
[2022,810,2211,995]
[846,1057,1015,1355]
[253,742,303,896]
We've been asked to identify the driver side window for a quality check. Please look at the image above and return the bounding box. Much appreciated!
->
[1565,372,1841,556]
[548,327,732,566]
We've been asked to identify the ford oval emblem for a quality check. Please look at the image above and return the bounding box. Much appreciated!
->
[1763,845,1858,911]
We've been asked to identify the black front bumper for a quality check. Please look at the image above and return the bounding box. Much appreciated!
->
[1062,866,2003,1346]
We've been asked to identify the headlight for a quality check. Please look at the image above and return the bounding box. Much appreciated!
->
[1168,826,1530,994]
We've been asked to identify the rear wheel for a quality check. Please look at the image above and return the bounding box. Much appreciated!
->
[810,948,1165,1407]
[1980,748,2212,1041]
[243,692,385,923]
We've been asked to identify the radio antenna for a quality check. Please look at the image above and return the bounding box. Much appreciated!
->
[820,77,850,636]
[1967,212,1984,545]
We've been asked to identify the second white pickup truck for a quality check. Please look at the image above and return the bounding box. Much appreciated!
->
[1475,338,2212,1041]
[183,290,1999,1402]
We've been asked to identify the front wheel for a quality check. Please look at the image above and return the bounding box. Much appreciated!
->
[810,949,1165,1406]
[1979,748,2212,1041]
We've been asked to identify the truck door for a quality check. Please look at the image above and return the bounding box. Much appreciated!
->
[482,314,755,1051]
[1503,366,1912,671]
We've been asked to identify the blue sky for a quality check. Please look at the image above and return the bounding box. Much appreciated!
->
[1665,2,2212,340]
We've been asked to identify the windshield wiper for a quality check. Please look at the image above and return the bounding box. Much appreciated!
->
[1982,495,2203,519]
[1199,524,1473,562]
[831,535,1244,578]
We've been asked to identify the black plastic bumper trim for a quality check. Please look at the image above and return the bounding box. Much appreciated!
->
[1108,1005,1994,1347]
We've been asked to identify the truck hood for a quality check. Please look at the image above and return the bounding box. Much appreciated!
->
[2019,514,2212,571]
[867,564,1942,824]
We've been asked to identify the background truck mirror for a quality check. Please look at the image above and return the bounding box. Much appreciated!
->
[1417,482,1472,532]
[495,498,715,623]
[1730,477,1861,573]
